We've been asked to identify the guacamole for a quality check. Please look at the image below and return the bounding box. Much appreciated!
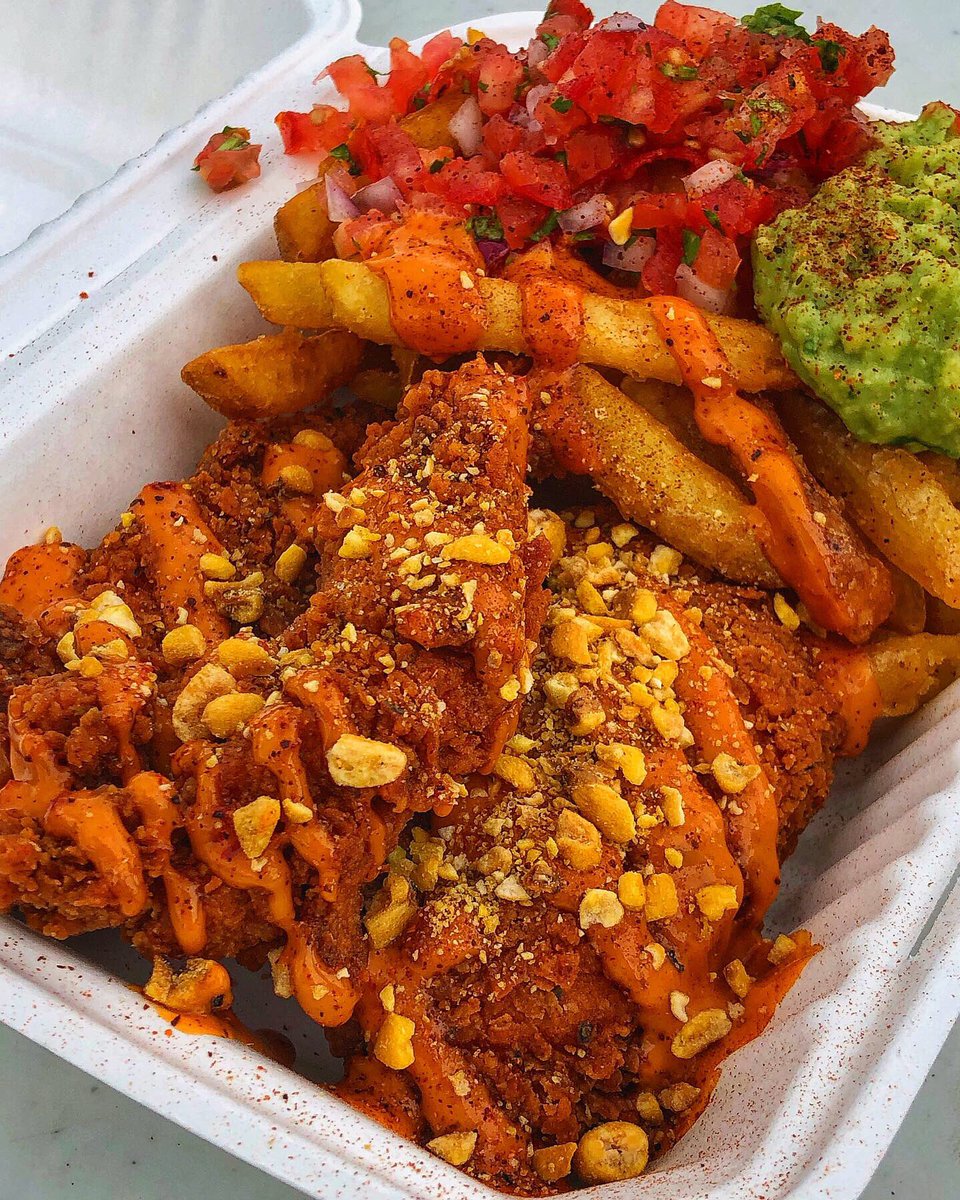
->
[753,102,960,456]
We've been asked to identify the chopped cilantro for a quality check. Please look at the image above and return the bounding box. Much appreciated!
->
[467,212,505,241]
[749,112,763,137]
[572,230,595,242]
[429,157,450,174]
[681,229,702,265]
[412,83,431,111]
[530,210,560,243]
[734,130,753,145]
[816,38,844,72]
[552,96,574,113]
[705,208,722,231]
[659,62,699,81]
[330,142,360,175]
[554,150,568,166]
[540,32,560,51]
[478,80,489,92]
[742,4,810,40]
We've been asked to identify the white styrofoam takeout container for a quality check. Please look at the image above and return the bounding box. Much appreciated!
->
[1,5,958,1197]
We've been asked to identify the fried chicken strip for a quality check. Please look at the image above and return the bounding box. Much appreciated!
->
[335,510,874,1194]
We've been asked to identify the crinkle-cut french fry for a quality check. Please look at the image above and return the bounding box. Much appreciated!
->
[274,161,350,265]
[867,633,960,716]
[349,368,402,409]
[620,376,740,479]
[238,258,796,393]
[274,95,464,263]
[777,391,960,608]
[926,595,960,635]
[237,261,336,329]
[885,566,927,635]
[535,364,778,586]
[180,329,363,420]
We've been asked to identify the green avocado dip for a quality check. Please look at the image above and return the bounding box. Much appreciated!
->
[753,101,960,456]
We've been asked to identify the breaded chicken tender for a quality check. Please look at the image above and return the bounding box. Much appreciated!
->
[338,510,855,1193]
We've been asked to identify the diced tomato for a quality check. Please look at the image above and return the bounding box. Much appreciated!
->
[324,54,396,123]
[387,38,429,114]
[700,178,777,237]
[275,104,351,155]
[540,0,593,31]
[334,211,397,259]
[496,194,550,249]
[641,227,683,294]
[654,1,735,57]
[501,151,573,210]
[482,113,524,159]
[419,30,463,77]
[476,42,525,116]
[352,124,422,194]
[192,126,261,192]
[539,30,587,83]
[428,156,507,206]
[692,226,739,289]
[630,190,691,230]
[814,23,895,101]
[565,127,619,185]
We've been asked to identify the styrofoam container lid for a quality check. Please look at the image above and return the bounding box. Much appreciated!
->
[0,8,957,1199]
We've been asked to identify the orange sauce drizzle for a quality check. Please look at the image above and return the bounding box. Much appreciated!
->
[367,213,487,357]
[648,297,893,643]
[135,482,232,641]
[44,790,148,917]
[261,440,348,540]
[0,542,85,625]
[140,995,295,1066]
[814,643,883,756]
[181,746,359,1026]
[127,771,207,955]
[664,601,780,926]
[503,249,585,368]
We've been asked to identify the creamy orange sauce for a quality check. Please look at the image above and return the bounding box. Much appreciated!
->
[261,440,347,539]
[815,644,883,756]
[44,790,148,917]
[367,213,487,357]
[135,482,231,640]
[0,542,85,625]
[181,745,358,1025]
[140,994,295,1066]
[649,297,893,644]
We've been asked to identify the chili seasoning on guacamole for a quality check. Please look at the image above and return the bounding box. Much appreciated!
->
[753,101,960,456]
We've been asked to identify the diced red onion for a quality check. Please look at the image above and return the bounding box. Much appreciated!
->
[449,96,483,156]
[324,173,360,222]
[353,176,403,214]
[682,159,738,197]
[675,264,734,314]
[558,194,609,233]
[526,83,553,118]
[602,235,656,273]
[596,13,648,32]
[527,37,550,68]
[477,239,509,272]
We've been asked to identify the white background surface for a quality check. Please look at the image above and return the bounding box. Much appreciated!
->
[1,2,959,1198]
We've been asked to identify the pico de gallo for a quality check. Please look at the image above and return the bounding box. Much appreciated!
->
[270,1,893,309]
[192,126,262,192]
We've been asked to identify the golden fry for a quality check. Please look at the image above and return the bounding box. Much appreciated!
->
[180,329,363,420]
[238,258,796,393]
[536,365,778,585]
[237,261,336,328]
[867,633,960,716]
[778,391,960,607]
[885,566,927,635]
